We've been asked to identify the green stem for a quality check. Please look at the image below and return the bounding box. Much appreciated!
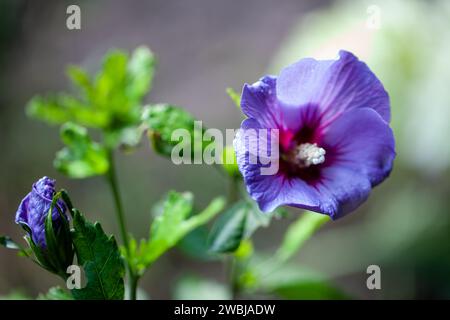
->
[106,149,138,300]
[106,150,130,252]
[129,274,139,300]
[226,176,240,299]
[227,256,239,300]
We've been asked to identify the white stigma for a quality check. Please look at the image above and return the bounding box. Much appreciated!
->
[295,143,326,168]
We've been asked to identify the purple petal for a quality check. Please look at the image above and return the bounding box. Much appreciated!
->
[15,177,67,248]
[308,166,372,219]
[276,50,390,124]
[15,194,30,226]
[234,118,321,213]
[321,108,395,186]
[235,108,395,218]
[241,76,303,132]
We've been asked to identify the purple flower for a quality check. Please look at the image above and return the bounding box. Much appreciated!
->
[15,177,67,248]
[234,51,395,219]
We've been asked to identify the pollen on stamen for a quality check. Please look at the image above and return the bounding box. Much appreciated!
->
[295,143,326,168]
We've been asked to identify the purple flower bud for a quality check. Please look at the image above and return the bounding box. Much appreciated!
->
[15,177,67,248]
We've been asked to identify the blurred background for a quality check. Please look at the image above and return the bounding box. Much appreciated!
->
[0,0,449,299]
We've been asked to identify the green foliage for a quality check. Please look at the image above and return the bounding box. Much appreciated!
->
[44,194,74,275]
[27,47,155,131]
[144,104,206,157]
[275,211,329,264]
[55,122,109,178]
[208,201,284,254]
[26,95,109,128]
[38,287,73,300]
[208,202,248,254]
[177,226,216,261]
[126,191,225,275]
[71,209,125,300]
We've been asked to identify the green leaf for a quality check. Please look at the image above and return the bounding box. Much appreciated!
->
[275,211,329,264]
[44,192,74,275]
[104,125,145,153]
[144,104,206,157]
[55,122,109,178]
[177,226,217,261]
[208,201,248,254]
[0,236,20,250]
[128,192,225,275]
[94,50,128,111]
[126,46,156,102]
[38,287,73,300]
[26,95,109,128]
[28,47,156,134]
[207,200,282,254]
[226,87,241,109]
[71,209,125,300]
[67,65,94,100]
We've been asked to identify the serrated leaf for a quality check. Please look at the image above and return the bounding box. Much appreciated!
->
[38,287,73,300]
[144,104,207,157]
[71,209,125,300]
[208,201,249,254]
[128,192,225,275]
[28,47,155,137]
[55,122,109,178]
[26,95,109,128]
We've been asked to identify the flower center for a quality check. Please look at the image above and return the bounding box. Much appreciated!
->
[292,143,326,168]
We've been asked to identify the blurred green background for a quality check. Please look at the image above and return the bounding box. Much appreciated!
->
[0,0,449,299]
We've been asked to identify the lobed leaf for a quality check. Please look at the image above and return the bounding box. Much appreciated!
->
[71,209,125,300]
[144,104,207,158]
[128,192,225,275]
[54,122,109,178]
